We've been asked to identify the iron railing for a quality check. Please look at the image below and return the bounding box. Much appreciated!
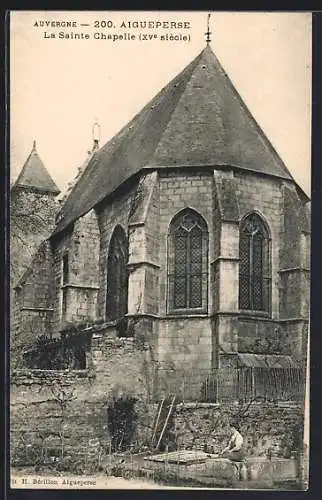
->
[156,367,305,403]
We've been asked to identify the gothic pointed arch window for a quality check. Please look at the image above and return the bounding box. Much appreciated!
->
[168,209,208,313]
[105,225,128,321]
[239,213,271,312]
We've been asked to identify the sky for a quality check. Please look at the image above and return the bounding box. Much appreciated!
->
[10,11,312,196]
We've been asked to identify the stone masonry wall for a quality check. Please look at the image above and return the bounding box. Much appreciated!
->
[172,402,303,459]
[11,358,303,465]
[237,317,283,353]
[52,229,72,332]
[280,184,305,319]
[64,210,100,325]
[10,337,156,466]
[279,184,310,361]
[157,317,212,397]
[280,185,303,270]
[12,241,56,366]
[70,210,100,287]
[51,209,100,332]
[127,172,160,319]
[141,173,160,317]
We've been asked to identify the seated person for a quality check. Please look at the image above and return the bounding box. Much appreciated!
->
[219,422,245,462]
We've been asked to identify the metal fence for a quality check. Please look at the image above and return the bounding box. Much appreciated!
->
[156,367,305,403]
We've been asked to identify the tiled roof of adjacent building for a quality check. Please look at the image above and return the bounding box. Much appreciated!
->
[53,44,300,235]
[13,141,60,195]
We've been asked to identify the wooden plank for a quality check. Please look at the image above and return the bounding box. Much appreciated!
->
[155,395,176,451]
[150,399,164,448]
[145,450,210,465]
[152,397,171,449]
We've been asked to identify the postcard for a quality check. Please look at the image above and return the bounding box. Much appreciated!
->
[9,10,311,490]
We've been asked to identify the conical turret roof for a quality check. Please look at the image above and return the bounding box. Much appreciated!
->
[13,141,60,195]
[53,45,299,235]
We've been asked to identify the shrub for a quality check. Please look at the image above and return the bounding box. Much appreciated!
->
[107,393,138,452]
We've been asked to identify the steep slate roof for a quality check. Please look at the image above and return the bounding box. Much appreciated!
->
[13,141,60,195]
[53,44,297,235]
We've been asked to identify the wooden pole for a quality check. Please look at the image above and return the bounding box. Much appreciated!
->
[151,398,164,448]
[156,395,176,451]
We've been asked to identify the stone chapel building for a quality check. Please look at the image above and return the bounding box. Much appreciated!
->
[12,44,310,399]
